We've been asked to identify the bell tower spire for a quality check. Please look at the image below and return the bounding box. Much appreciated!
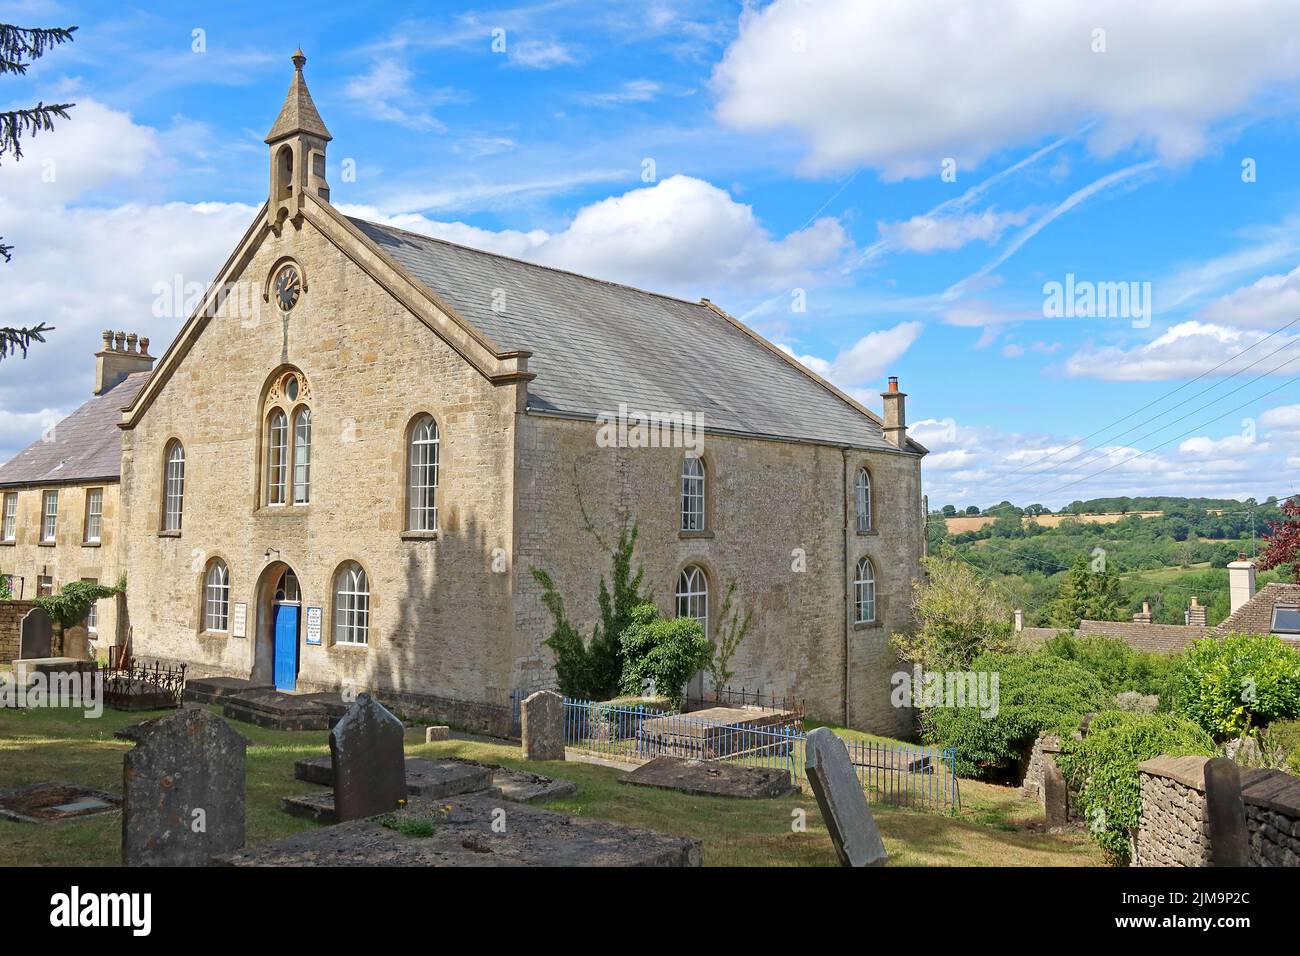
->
[265,49,332,227]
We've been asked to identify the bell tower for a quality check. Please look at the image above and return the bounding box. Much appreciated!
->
[265,49,332,228]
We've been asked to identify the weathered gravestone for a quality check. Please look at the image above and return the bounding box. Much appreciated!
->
[1205,756,1248,867]
[804,726,887,867]
[1043,758,1070,828]
[19,607,53,659]
[331,693,406,822]
[521,690,565,761]
[122,709,246,866]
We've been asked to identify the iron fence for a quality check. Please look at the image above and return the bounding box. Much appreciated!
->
[561,697,959,813]
[683,685,805,717]
[102,658,186,711]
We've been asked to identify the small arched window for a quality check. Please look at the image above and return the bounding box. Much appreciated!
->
[204,560,230,632]
[407,415,439,532]
[675,565,709,635]
[267,409,288,506]
[854,557,876,624]
[334,561,370,645]
[855,467,872,532]
[163,441,185,531]
[276,144,293,203]
[293,407,312,505]
[681,456,706,531]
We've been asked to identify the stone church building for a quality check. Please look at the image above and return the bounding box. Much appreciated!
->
[4,53,928,735]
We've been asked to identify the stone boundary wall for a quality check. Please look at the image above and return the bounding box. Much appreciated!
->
[1020,732,1061,805]
[0,600,41,662]
[1135,755,1300,867]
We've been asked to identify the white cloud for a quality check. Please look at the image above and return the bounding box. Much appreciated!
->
[876,209,1031,254]
[344,62,465,130]
[342,174,856,298]
[1063,321,1300,381]
[713,0,1300,177]
[777,321,923,393]
[577,80,661,107]
[508,39,577,69]
[1260,404,1300,432]
[1198,263,1300,330]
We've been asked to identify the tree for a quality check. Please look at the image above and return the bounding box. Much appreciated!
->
[1259,498,1300,584]
[892,549,1014,671]
[1,22,77,362]
[941,504,957,517]
[1047,555,1123,628]
[35,576,124,653]
[618,603,713,707]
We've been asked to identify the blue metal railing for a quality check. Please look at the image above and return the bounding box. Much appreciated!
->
[560,697,960,813]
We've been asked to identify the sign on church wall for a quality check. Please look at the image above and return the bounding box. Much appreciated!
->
[305,606,322,646]
[231,603,247,639]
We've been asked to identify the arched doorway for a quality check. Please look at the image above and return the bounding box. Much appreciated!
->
[252,562,302,691]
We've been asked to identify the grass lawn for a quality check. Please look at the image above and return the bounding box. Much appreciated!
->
[0,705,1105,867]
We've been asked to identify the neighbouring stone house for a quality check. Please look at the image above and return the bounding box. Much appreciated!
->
[51,52,930,735]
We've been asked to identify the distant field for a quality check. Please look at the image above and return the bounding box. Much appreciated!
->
[943,512,1162,533]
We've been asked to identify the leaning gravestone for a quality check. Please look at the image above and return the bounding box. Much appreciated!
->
[331,693,406,822]
[804,727,887,867]
[1204,756,1248,867]
[122,709,246,866]
[1043,758,1070,827]
[521,690,565,761]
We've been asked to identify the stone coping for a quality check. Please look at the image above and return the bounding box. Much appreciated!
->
[1138,755,1300,815]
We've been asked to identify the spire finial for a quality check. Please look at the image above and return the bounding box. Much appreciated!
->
[292,48,306,71]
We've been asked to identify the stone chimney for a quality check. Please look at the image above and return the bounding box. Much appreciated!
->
[1188,595,1208,628]
[1013,609,1025,632]
[881,376,907,448]
[1227,554,1257,614]
[95,329,155,395]
[1133,601,1152,624]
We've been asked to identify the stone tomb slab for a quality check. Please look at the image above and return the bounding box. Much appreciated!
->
[0,782,121,824]
[183,676,273,707]
[221,688,329,731]
[491,766,579,803]
[620,756,797,799]
[220,792,700,867]
[284,756,496,823]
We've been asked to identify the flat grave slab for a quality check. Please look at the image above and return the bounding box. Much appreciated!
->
[491,766,578,803]
[222,792,700,867]
[0,782,121,824]
[183,676,273,706]
[620,756,797,798]
[638,706,800,760]
[222,689,329,731]
[293,755,494,795]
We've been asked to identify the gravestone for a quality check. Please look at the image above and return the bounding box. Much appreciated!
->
[121,709,246,866]
[1204,756,1248,867]
[521,690,565,761]
[804,726,887,867]
[330,693,406,822]
[19,607,53,659]
[1043,758,1069,827]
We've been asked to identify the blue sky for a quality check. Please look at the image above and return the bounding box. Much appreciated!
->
[3,0,1300,509]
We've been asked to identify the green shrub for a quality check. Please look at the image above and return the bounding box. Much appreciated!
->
[1041,633,1176,701]
[923,652,1108,778]
[1171,633,1300,738]
[1255,718,1300,774]
[618,603,713,708]
[1056,711,1216,865]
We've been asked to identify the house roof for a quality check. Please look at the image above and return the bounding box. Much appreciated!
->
[0,373,150,487]
[1076,619,1211,654]
[1215,583,1300,644]
[349,217,911,452]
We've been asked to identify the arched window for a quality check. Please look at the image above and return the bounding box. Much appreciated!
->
[276,145,293,203]
[334,561,370,645]
[855,467,872,532]
[681,456,705,531]
[163,441,185,531]
[407,415,439,532]
[675,565,709,635]
[854,557,876,624]
[204,560,230,632]
[293,407,311,504]
[267,409,288,506]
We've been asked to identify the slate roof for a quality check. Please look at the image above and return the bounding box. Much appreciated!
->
[350,218,908,452]
[1215,583,1300,645]
[1076,619,1212,654]
[0,373,150,487]
[265,55,331,143]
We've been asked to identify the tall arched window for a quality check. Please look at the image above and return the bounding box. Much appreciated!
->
[334,561,370,645]
[855,467,872,532]
[681,456,705,531]
[854,557,876,624]
[407,415,439,532]
[675,565,709,634]
[293,407,312,504]
[266,409,288,506]
[163,441,185,531]
[203,559,230,632]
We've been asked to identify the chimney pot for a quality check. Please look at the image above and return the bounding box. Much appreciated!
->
[126,332,138,354]
[880,376,908,448]
[94,329,156,395]
[1227,556,1257,615]
[139,337,150,356]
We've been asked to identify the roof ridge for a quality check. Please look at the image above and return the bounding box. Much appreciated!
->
[350,216,711,310]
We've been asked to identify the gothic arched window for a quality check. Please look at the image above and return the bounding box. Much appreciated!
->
[203,559,230,632]
[162,440,185,531]
[407,415,439,532]
[675,565,709,635]
[333,561,370,646]
[681,456,706,531]
[854,557,876,624]
[856,467,872,532]
[262,369,311,508]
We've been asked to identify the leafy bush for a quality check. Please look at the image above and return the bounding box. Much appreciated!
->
[1055,711,1216,865]
[1041,633,1176,701]
[1257,719,1300,774]
[892,549,1014,671]
[923,652,1108,778]
[1170,633,1300,738]
[618,603,713,707]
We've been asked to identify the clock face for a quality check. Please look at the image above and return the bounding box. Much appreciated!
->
[274,265,301,312]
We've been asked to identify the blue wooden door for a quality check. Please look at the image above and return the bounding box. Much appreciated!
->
[274,604,298,691]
